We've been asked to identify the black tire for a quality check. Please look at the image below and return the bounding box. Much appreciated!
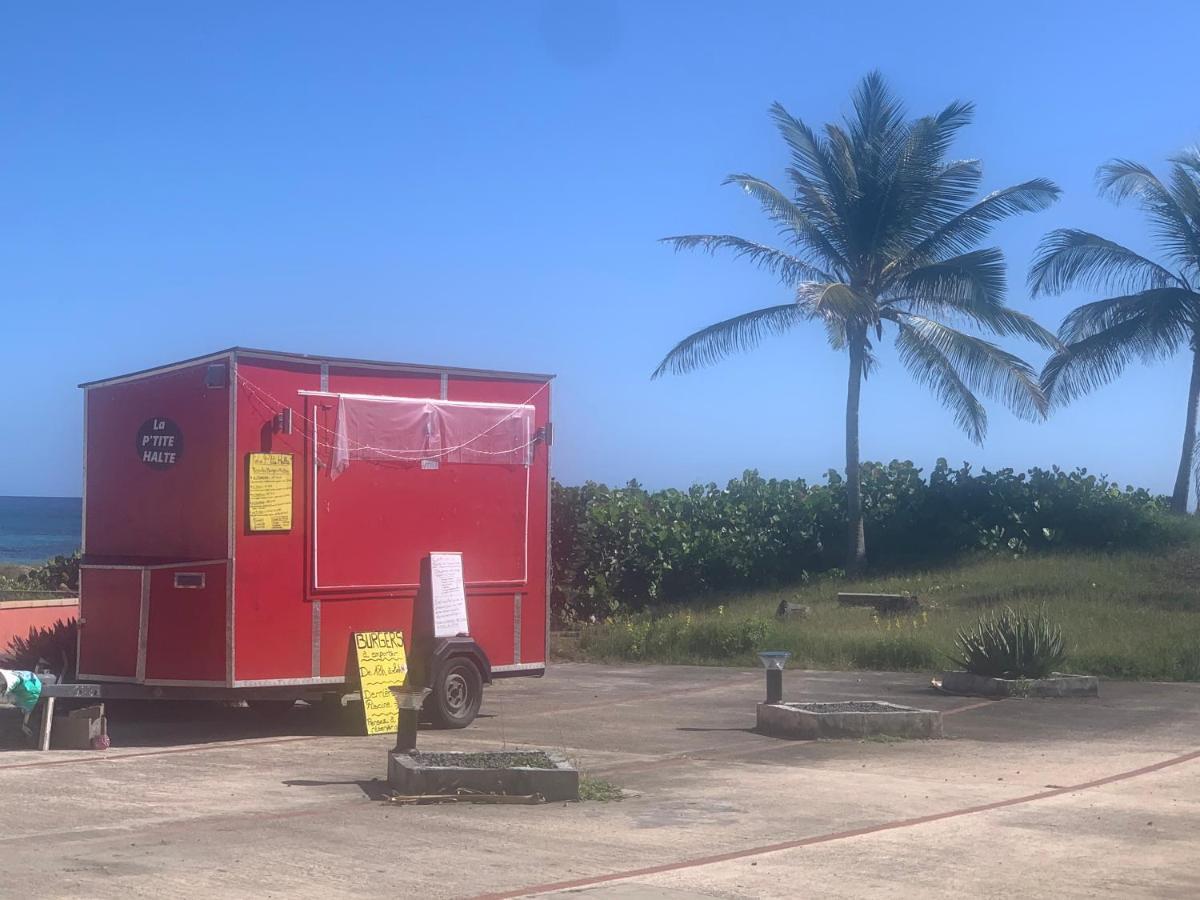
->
[426,657,482,728]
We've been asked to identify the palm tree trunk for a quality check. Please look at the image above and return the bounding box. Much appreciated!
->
[845,336,867,573]
[1170,341,1200,514]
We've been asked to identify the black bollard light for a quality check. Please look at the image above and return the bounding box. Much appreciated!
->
[389,686,431,752]
[757,651,792,704]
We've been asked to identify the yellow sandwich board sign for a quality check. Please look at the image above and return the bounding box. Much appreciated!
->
[353,631,409,735]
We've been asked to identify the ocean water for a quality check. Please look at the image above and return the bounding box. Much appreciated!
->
[0,496,82,565]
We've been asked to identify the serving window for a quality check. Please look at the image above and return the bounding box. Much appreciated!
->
[308,394,534,592]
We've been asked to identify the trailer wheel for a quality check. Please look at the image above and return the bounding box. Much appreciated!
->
[427,657,482,728]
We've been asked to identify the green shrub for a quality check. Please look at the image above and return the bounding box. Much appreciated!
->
[551,460,1182,621]
[952,606,1066,678]
[0,553,80,593]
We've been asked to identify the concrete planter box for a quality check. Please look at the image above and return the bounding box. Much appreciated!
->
[935,671,1099,698]
[387,750,579,802]
[756,701,943,740]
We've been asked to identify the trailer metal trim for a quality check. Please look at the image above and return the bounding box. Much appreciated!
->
[227,352,238,686]
[135,569,150,682]
[80,347,555,389]
[78,350,240,389]
[545,382,553,665]
[311,364,328,675]
[513,592,522,664]
[81,389,89,554]
[232,676,346,688]
[81,559,230,571]
[74,672,143,683]
[491,663,545,673]
[297,389,536,411]
[78,390,88,677]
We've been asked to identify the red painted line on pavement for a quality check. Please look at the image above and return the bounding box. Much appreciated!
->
[0,735,316,770]
[473,746,1200,900]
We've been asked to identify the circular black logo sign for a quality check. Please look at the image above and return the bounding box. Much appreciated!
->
[136,417,184,469]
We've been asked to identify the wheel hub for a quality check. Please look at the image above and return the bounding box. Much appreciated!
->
[445,673,468,713]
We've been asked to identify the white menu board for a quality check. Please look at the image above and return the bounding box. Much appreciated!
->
[429,551,470,638]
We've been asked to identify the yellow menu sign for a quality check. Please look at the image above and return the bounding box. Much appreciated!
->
[354,631,409,734]
[248,453,292,532]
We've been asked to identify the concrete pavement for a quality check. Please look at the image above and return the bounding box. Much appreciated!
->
[1,663,1197,898]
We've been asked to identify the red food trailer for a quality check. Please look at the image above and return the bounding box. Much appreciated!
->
[76,347,553,727]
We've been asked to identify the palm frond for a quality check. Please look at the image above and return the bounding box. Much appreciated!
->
[888,250,1059,349]
[1056,287,1195,345]
[768,102,847,210]
[1042,295,1193,405]
[894,179,1061,273]
[888,311,1047,420]
[894,320,988,443]
[895,248,1006,307]
[651,302,810,378]
[660,234,832,285]
[848,70,908,150]
[1029,229,1181,297]
[722,173,846,277]
[1097,159,1200,268]
[807,282,875,322]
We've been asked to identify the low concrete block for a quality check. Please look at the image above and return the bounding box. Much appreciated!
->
[756,700,943,740]
[935,672,1099,698]
[387,750,579,802]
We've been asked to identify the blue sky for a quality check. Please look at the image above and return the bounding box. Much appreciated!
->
[3,1,1199,498]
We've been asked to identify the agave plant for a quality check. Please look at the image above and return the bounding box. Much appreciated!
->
[952,606,1066,679]
[3,618,77,680]
[654,72,1059,573]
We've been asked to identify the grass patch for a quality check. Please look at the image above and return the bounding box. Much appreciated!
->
[578,776,623,802]
[561,545,1200,681]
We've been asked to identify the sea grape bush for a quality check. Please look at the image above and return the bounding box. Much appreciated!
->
[551,459,1176,622]
[0,553,80,593]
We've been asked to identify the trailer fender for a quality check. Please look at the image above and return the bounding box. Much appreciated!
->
[418,636,492,686]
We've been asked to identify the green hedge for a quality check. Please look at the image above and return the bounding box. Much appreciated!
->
[551,460,1180,621]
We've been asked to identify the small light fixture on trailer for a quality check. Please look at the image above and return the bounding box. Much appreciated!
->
[757,651,791,704]
[273,407,293,435]
[204,363,228,388]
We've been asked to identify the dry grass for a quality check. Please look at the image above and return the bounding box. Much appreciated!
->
[562,544,1200,680]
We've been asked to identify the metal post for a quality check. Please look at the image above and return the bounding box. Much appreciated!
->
[38,696,56,751]
[390,686,431,753]
[766,669,783,704]
[394,706,419,752]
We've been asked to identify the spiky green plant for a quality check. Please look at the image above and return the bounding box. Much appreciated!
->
[952,606,1066,678]
[654,71,1060,574]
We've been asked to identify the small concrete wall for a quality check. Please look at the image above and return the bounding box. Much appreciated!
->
[757,701,943,740]
[388,750,579,802]
[936,671,1099,698]
[0,598,78,651]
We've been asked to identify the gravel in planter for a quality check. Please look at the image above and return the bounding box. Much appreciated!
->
[408,751,556,769]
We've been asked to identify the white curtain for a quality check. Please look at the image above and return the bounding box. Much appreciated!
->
[331,395,533,478]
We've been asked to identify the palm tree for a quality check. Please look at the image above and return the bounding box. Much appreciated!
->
[1030,152,1200,514]
[653,72,1060,573]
